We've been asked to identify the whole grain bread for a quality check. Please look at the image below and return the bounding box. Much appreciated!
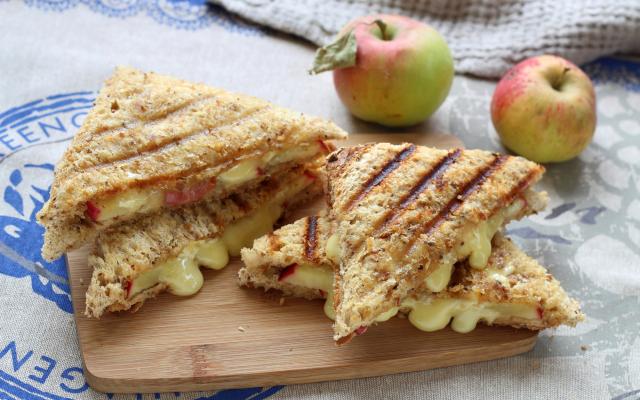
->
[85,165,322,318]
[423,233,584,330]
[324,143,547,341]
[240,212,334,301]
[239,216,583,338]
[38,66,347,260]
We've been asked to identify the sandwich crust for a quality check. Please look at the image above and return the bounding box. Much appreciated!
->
[424,234,584,330]
[239,216,583,338]
[85,166,323,318]
[325,143,547,341]
[38,66,347,260]
[239,213,334,301]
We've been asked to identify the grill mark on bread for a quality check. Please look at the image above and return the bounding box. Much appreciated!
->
[491,167,541,213]
[85,104,268,170]
[408,154,508,250]
[81,129,312,201]
[304,216,319,261]
[78,94,217,144]
[375,148,462,233]
[476,166,542,231]
[328,145,372,186]
[343,144,416,211]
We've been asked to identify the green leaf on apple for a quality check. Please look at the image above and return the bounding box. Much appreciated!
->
[309,30,357,74]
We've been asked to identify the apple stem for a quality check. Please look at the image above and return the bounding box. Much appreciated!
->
[373,19,389,40]
[552,67,571,91]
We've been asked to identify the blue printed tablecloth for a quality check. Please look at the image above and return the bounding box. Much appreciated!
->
[1,1,639,399]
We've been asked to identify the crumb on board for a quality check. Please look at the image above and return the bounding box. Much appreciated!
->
[279,297,285,306]
[581,345,588,351]
[238,326,246,333]
[532,360,540,370]
[79,278,84,285]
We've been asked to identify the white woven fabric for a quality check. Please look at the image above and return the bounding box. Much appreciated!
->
[212,0,640,77]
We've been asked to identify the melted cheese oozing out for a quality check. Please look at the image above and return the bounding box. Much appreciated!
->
[280,264,398,322]
[94,188,164,222]
[280,262,538,333]
[420,199,526,292]
[218,143,322,187]
[424,263,454,292]
[129,201,283,297]
[458,199,525,269]
[94,143,322,222]
[217,158,262,186]
[405,298,538,333]
[325,234,340,265]
[279,264,336,320]
[407,261,535,333]
[282,264,333,292]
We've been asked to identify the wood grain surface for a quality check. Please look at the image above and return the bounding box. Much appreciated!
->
[67,133,538,393]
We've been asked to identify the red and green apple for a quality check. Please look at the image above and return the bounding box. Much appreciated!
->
[491,55,596,163]
[311,15,454,127]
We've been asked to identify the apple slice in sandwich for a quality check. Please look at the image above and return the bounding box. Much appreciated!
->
[84,166,321,318]
[323,143,548,343]
[37,66,347,261]
[240,216,584,336]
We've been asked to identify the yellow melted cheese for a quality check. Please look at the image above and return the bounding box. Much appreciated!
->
[280,262,537,334]
[424,263,454,292]
[129,192,291,297]
[279,264,401,323]
[325,234,340,265]
[94,188,164,222]
[94,143,322,223]
[279,264,336,320]
[405,298,537,333]
[217,143,322,187]
[282,264,334,293]
[459,199,525,269]
[217,158,262,186]
[418,198,526,292]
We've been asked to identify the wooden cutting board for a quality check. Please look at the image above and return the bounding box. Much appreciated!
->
[67,133,538,394]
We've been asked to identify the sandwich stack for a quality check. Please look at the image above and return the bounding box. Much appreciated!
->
[37,66,347,317]
[240,143,584,343]
[40,67,582,351]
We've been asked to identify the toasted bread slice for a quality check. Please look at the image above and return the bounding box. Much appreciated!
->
[240,216,583,337]
[38,66,347,260]
[85,166,322,318]
[324,143,547,342]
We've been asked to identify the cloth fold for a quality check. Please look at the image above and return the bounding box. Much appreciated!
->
[211,0,640,78]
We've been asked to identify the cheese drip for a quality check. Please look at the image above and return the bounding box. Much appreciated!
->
[128,175,311,298]
[279,264,397,322]
[278,262,539,333]
[129,203,282,297]
[423,198,526,292]
[405,298,538,333]
[93,143,322,222]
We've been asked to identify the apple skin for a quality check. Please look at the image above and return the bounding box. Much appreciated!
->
[491,55,596,163]
[333,15,454,127]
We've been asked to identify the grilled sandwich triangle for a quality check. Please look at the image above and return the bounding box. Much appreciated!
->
[37,66,347,260]
[85,165,321,318]
[324,143,548,343]
[240,216,583,338]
